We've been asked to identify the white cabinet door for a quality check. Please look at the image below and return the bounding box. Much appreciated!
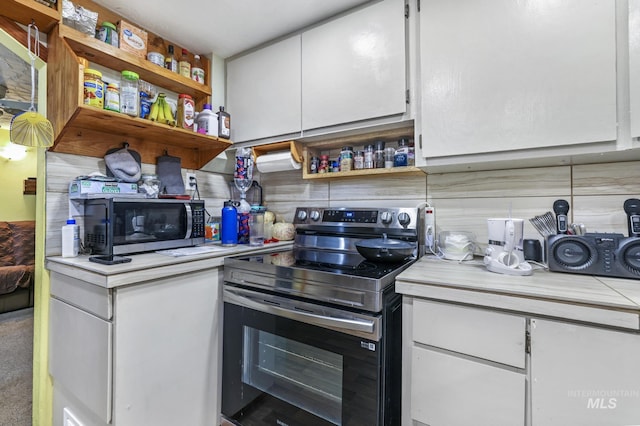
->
[411,346,526,426]
[301,0,406,131]
[419,0,616,158]
[113,268,223,426]
[630,0,640,138]
[530,318,640,426]
[226,36,302,142]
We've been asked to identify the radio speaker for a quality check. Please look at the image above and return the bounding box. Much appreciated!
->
[547,233,640,280]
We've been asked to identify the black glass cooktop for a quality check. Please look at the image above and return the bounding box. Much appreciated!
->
[232,248,415,280]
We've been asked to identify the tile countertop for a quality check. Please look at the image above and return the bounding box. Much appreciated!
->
[46,241,293,289]
[395,256,640,330]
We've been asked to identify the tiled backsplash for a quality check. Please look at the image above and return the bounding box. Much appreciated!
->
[45,151,640,256]
[261,161,640,250]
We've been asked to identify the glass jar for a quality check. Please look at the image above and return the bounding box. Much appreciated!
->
[137,173,161,198]
[354,150,364,169]
[395,138,409,167]
[104,80,120,112]
[340,146,354,172]
[310,156,319,174]
[385,147,396,168]
[374,141,386,169]
[363,145,374,169]
[120,70,139,117]
[319,155,329,173]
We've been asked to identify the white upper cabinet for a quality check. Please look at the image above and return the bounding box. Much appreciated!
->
[630,0,640,138]
[301,0,407,131]
[226,36,302,143]
[418,0,617,159]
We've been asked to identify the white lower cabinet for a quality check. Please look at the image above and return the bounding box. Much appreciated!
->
[530,318,640,426]
[49,268,223,426]
[405,298,640,426]
[408,299,527,426]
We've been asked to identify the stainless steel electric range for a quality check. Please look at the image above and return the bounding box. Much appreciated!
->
[221,207,423,426]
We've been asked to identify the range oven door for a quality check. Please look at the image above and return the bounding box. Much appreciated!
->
[222,286,394,426]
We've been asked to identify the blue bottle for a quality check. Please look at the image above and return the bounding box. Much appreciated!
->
[221,200,238,246]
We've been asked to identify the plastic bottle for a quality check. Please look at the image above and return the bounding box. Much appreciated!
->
[120,70,139,117]
[237,198,251,245]
[178,48,191,78]
[195,104,218,136]
[217,106,231,139]
[164,45,178,73]
[191,54,205,83]
[221,201,238,247]
[61,218,80,258]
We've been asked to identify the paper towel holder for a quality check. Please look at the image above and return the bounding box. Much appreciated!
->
[252,141,303,164]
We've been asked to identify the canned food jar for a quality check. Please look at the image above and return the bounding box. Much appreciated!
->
[120,70,140,117]
[340,146,354,172]
[96,21,118,47]
[104,81,120,112]
[83,69,104,109]
[177,94,195,130]
[147,51,165,67]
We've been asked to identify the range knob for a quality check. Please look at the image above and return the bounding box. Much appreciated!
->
[296,210,308,221]
[398,212,411,227]
[309,210,321,221]
[380,211,393,224]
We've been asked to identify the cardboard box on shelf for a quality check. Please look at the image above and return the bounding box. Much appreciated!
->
[117,19,148,58]
[69,179,139,199]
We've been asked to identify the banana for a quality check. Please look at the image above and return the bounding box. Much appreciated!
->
[149,100,159,121]
[162,98,175,126]
[157,98,166,123]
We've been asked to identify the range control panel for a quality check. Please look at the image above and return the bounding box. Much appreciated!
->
[294,207,419,231]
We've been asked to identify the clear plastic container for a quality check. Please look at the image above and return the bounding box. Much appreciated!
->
[120,70,139,117]
[249,205,266,247]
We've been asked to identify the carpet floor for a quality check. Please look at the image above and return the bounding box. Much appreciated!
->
[0,308,33,426]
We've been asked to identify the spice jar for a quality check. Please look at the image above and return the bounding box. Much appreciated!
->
[177,94,195,130]
[310,156,319,174]
[395,138,410,167]
[340,146,354,172]
[104,80,119,112]
[374,141,386,169]
[354,150,364,169]
[364,145,374,169]
[120,70,139,117]
[319,155,329,173]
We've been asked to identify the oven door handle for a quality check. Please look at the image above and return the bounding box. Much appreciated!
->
[224,287,378,338]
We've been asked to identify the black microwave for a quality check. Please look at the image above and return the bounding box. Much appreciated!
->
[84,198,206,255]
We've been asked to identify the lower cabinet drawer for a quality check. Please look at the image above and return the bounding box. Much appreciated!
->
[411,345,526,426]
[412,298,526,368]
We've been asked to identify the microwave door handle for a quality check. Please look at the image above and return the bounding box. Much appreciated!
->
[184,203,192,239]
[224,288,376,336]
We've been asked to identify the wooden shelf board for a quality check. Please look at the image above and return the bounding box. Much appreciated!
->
[49,105,232,169]
[58,25,212,99]
[4,0,60,33]
[302,166,425,179]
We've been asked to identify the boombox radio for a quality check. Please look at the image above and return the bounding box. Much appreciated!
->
[546,233,640,279]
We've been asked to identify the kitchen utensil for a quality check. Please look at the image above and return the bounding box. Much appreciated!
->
[553,199,570,234]
[529,211,557,238]
[355,233,415,263]
[9,23,54,148]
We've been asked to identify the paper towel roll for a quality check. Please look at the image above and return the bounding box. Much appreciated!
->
[255,151,302,173]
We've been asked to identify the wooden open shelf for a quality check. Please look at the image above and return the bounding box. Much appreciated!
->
[302,164,425,179]
[4,0,60,33]
[57,25,212,100]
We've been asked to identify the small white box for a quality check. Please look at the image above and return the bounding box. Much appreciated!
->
[69,180,139,199]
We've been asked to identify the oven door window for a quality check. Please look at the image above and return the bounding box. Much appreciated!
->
[243,327,343,425]
[222,302,381,426]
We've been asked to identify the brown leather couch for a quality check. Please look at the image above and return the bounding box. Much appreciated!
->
[0,221,35,313]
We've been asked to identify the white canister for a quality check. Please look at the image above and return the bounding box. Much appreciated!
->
[195,104,218,136]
